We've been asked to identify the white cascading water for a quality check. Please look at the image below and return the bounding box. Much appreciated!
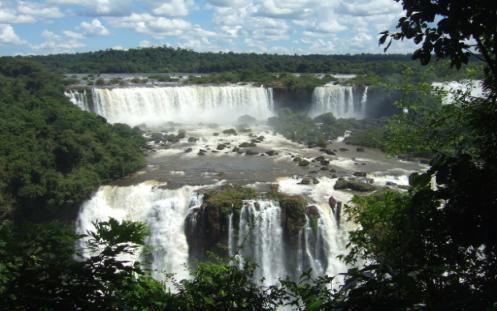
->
[76,182,201,282]
[310,85,367,119]
[67,86,274,126]
[65,89,92,111]
[360,86,368,115]
[231,200,286,286]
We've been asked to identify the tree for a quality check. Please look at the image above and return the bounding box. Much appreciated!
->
[337,1,497,309]
[380,0,497,91]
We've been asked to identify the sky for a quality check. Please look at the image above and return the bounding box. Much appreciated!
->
[0,0,416,56]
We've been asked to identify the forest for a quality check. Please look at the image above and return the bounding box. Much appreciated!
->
[1,0,497,310]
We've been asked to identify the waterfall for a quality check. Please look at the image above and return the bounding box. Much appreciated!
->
[360,86,368,118]
[67,86,275,126]
[310,85,367,119]
[233,200,286,286]
[77,178,351,288]
[76,182,200,282]
[65,89,92,111]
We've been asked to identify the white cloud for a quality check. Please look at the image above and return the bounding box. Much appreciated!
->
[49,0,132,16]
[338,0,401,16]
[17,2,64,19]
[0,24,24,45]
[206,0,248,7]
[34,29,85,53]
[63,30,85,40]
[81,19,110,36]
[0,4,34,24]
[108,13,215,41]
[139,40,153,48]
[152,0,194,17]
[254,0,313,19]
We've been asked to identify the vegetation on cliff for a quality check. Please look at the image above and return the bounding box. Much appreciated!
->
[0,59,145,223]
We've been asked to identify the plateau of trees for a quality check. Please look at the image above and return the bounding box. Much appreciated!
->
[0,59,146,223]
[3,46,482,84]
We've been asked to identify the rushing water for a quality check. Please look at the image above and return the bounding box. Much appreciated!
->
[66,86,274,126]
[233,200,286,286]
[70,83,425,289]
[76,182,201,282]
[309,85,367,119]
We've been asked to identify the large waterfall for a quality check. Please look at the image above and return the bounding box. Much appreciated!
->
[76,179,350,287]
[231,200,286,286]
[76,182,201,282]
[66,86,275,126]
[310,85,367,119]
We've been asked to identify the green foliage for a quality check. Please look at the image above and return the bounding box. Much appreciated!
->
[172,259,281,310]
[269,109,389,148]
[337,2,497,308]
[11,47,479,85]
[383,70,474,158]
[0,59,145,222]
[0,218,170,310]
[203,185,257,215]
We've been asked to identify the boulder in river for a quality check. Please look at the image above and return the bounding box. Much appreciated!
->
[353,172,367,177]
[222,128,237,135]
[334,178,376,192]
[306,205,320,218]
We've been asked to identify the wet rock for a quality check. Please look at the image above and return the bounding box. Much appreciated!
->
[321,167,329,171]
[328,196,338,210]
[329,168,336,173]
[188,137,198,143]
[245,149,258,156]
[320,159,330,166]
[213,132,219,136]
[386,181,398,187]
[166,133,180,143]
[299,177,312,185]
[320,148,336,155]
[356,147,365,152]
[232,147,242,154]
[339,148,349,152]
[254,202,261,211]
[150,133,164,143]
[184,147,193,153]
[293,156,302,162]
[239,142,256,148]
[314,156,325,162]
[298,159,310,167]
[177,130,186,139]
[306,205,320,218]
[222,128,237,135]
[353,172,367,177]
[198,149,207,156]
[279,194,307,237]
[217,143,227,151]
[334,178,376,192]
[265,150,278,156]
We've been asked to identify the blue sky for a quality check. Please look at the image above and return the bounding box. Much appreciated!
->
[0,0,416,56]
